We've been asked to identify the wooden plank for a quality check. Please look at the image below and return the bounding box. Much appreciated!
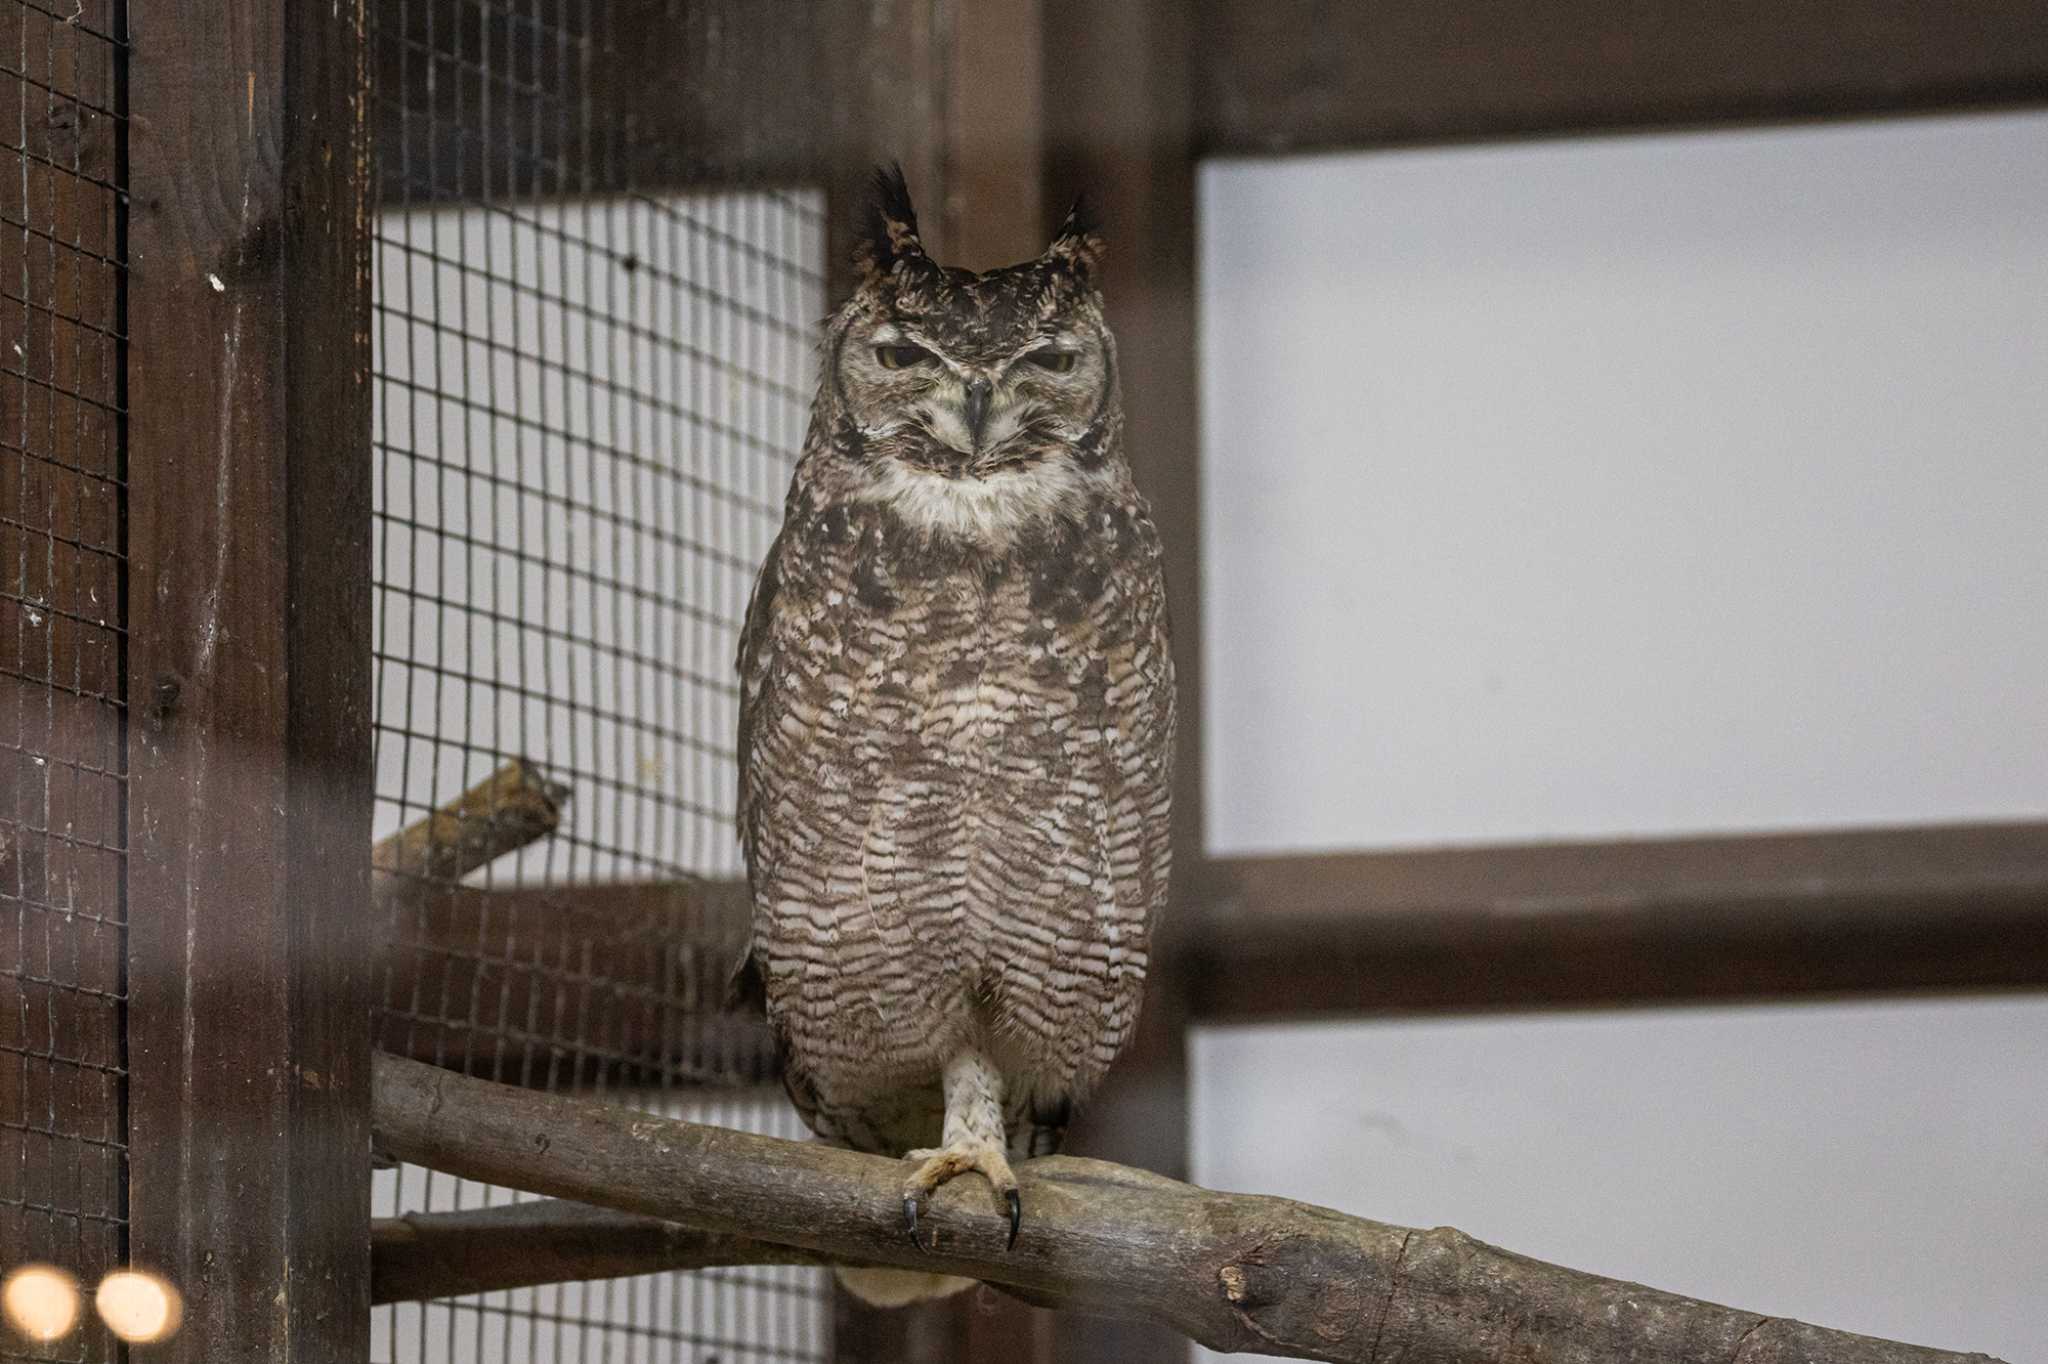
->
[832,6,1063,1356]
[372,0,834,204]
[1042,1,1201,1360]
[371,1196,830,1305]
[1198,0,2048,155]
[614,0,835,190]
[1192,822,2048,1020]
[374,880,775,1088]
[462,819,2048,1035]
[124,2,373,1360]
[0,3,126,1348]
[820,0,951,303]
[941,0,1045,269]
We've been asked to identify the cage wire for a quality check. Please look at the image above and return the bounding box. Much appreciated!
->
[367,2,830,1362]
[0,3,126,1362]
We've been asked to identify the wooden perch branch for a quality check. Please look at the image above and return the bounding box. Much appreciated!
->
[371,1200,831,1304]
[372,759,568,891]
[371,1052,2004,1364]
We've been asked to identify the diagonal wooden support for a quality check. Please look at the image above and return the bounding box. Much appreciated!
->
[371,1200,834,1305]
[370,1051,2005,1364]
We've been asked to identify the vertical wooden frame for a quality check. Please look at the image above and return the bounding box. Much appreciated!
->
[826,1,1200,1358]
[124,2,373,1360]
[1042,2,1200,1361]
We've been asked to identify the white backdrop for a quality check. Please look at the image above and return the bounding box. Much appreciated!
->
[1194,999,2048,1361]
[1193,110,2048,1363]
[1200,111,2048,857]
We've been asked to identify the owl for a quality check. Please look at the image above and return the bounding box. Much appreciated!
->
[733,167,1175,1299]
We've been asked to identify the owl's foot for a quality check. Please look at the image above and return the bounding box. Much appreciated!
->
[900,1139,1021,1253]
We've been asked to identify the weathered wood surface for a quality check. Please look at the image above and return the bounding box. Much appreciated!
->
[370,1199,833,1305]
[368,817,2048,1041]
[370,758,566,893]
[125,0,373,1360]
[1197,822,2048,1019]
[371,1052,2005,1364]
[365,755,774,1087]
[0,0,128,1337]
[1196,0,2048,155]
[1042,4,1202,1354]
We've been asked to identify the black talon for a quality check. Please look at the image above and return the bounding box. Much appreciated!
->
[1005,1189,1022,1251]
[903,1194,926,1252]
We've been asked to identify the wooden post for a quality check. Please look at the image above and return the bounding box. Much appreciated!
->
[1043,0,1203,1359]
[124,2,373,1360]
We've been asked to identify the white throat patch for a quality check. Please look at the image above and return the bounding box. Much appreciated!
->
[857,455,1107,545]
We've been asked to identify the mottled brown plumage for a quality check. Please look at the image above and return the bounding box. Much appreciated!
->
[734,171,1174,1290]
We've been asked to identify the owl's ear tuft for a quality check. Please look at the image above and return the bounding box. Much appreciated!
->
[856,162,927,285]
[1041,194,1105,284]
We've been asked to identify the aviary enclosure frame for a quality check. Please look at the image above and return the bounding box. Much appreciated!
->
[3,2,2045,1362]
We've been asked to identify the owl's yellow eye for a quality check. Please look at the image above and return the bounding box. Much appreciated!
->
[1025,348,1076,373]
[874,344,934,370]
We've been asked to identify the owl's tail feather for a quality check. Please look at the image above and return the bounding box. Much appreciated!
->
[834,1266,977,1307]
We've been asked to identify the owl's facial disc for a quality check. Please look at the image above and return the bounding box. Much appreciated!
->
[848,319,1100,472]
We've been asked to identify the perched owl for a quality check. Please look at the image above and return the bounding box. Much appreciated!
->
[734,168,1175,1300]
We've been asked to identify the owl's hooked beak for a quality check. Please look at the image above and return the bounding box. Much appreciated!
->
[915,373,1016,466]
[962,378,994,446]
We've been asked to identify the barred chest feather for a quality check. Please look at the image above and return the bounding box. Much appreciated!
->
[750,448,1167,694]
[734,172,1175,1200]
[736,448,1175,1135]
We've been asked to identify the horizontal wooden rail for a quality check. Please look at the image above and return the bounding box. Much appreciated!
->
[1195,0,2048,155]
[371,1199,833,1305]
[1192,822,2048,1019]
[374,820,2048,1033]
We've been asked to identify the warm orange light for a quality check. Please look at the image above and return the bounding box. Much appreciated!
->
[2,1264,81,1342]
[94,1270,183,1344]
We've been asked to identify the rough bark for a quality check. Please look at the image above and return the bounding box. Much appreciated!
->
[370,758,568,894]
[370,1052,2005,1363]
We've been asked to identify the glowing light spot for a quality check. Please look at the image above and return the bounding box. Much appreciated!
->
[2,1264,81,1342]
[95,1271,183,1344]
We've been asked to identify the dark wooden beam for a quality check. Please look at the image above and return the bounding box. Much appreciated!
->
[1043,2,1201,1360]
[940,0,1045,269]
[371,1197,833,1305]
[369,0,955,320]
[834,6,1065,1358]
[0,0,127,1326]
[393,817,2048,1065]
[374,878,776,1089]
[124,2,373,1360]
[372,0,838,204]
[1192,822,2048,1021]
[1197,0,2048,156]
[819,0,952,303]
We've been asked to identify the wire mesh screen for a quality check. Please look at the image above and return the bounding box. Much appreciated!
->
[366,3,829,1360]
[0,3,126,1361]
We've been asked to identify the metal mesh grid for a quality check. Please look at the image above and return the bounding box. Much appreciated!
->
[366,2,829,1360]
[0,2,126,1362]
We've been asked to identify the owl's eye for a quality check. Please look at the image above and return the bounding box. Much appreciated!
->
[874,344,934,370]
[1025,348,1076,373]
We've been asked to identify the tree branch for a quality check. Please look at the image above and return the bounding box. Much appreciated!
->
[371,759,568,897]
[370,1052,2004,1363]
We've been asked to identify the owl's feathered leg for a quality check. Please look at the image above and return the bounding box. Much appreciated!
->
[901,1049,1021,1251]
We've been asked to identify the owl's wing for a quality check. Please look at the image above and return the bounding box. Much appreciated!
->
[726,545,778,1013]
[734,542,781,878]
